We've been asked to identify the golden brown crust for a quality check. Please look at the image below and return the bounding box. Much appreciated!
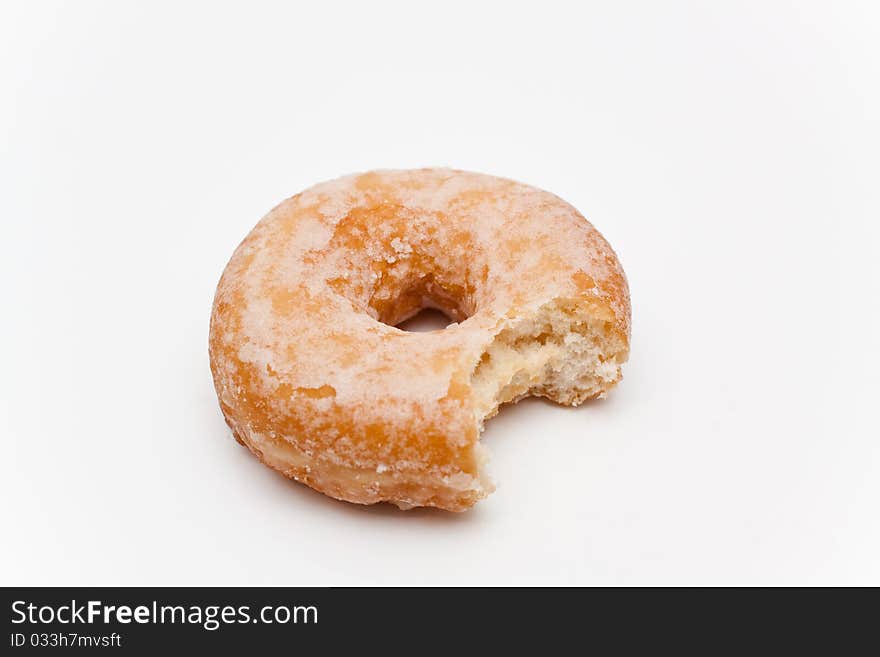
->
[209,169,630,511]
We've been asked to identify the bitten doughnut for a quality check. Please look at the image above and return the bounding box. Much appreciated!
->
[209,169,630,511]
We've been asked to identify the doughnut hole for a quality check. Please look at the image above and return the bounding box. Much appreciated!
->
[316,202,484,328]
[371,274,475,329]
[395,308,454,332]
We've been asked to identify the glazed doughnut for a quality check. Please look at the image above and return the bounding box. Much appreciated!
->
[209,169,630,511]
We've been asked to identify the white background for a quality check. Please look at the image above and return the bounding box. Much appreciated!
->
[2,1,878,586]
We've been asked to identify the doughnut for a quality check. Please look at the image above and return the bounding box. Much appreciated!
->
[209,169,630,511]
